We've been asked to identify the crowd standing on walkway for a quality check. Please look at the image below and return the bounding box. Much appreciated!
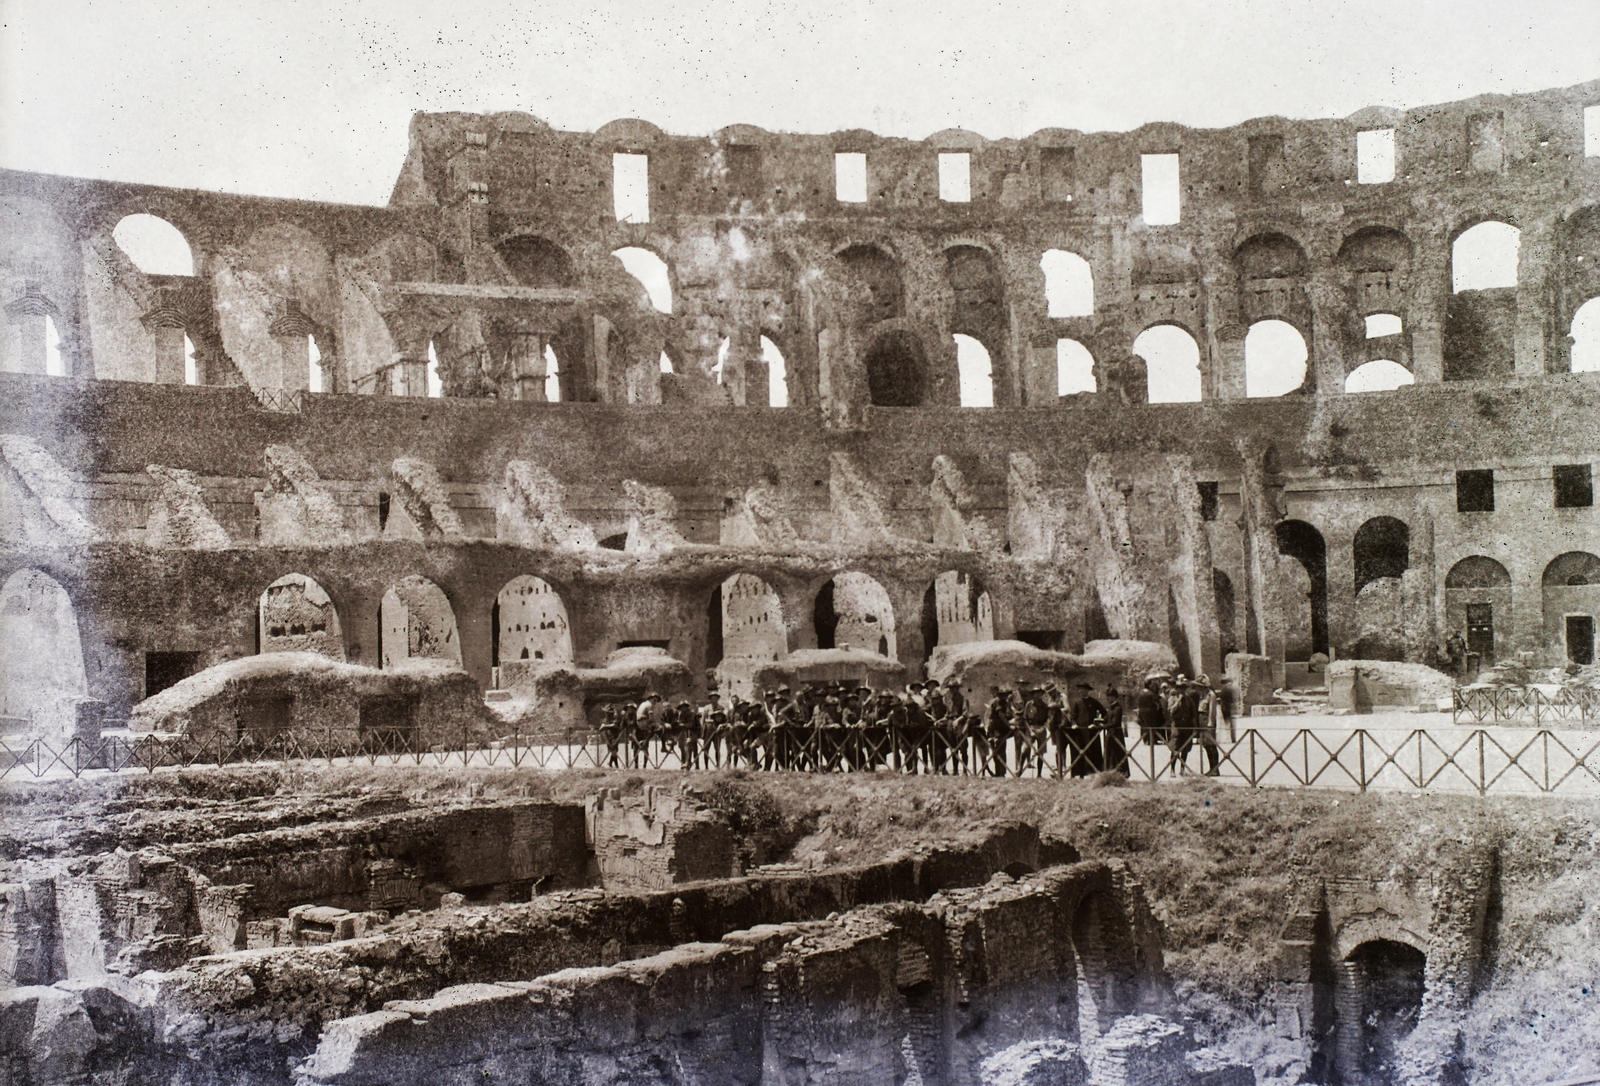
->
[596,671,1232,778]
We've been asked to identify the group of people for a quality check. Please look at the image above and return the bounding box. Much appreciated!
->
[595,670,1232,779]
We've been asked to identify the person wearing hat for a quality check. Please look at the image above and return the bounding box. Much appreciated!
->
[1068,682,1105,777]
[1136,675,1169,757]
[1192,675,1221,776]
[1103,685,1129,777]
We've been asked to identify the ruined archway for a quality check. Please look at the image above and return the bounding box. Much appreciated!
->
[0,569,87,739]
[1572,296,1600,373]
[494,575,572,669]
[1276,520,1328,659]
[1337,939,1427,1086]
[1132,323,1202,403]
[1354,517,1410,594]
[1245,319,1309,397]
[1445,556,1512,665]
[112,214,195,276]
[1542,552,1600,665]
[1040,249,1094,317]
[497,236,577,288]
[919,570,993,661]
[259,573,344,661]
[814,572,896,657]
[710,573,786,668]
[380,576,461,668]
[1345,359,1414,392]
[837,244,904,324]
[864,329,927,407]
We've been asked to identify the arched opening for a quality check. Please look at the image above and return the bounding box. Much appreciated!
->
[1213,569,1238,658]
[543,343,561,402]
[711,573,786,667]
[1338,940,1426,1085]
[494,575,572,670]
[954,334,993,407]
[1365,313,1404,338]
[1236,232,1308,281]
[43,315,64,377]
[1354,517,1410,594]
[0,569,88,739]
[380,576,461,669]
[919,571,993,661]
[1445,556,1512,667]
[1543,552,1600,665]
[259,574,344,661]
[946,245,1005,366]
[814,572,896,657]
[308,336,325,393]
[1056,338,1096,396]
[1572,297,1600,373]
[1040,249,1094,317]
[865,330,927,407]
[1133,324,1202,403]
[112,214,194,276]
[1245,319,1308,397]
[1345,359,1414,393]
[496,236,577,288]
[612,152,650,223]
[1452,221,1521,292]
[761,335,788,407]
[611,247,673,313]
[837,245,904,323]
[1276,520,1328,659]
[183,333,199,386]
[1338,226,1414,273]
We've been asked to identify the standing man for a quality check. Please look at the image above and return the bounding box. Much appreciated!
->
[1103,686,1128,777]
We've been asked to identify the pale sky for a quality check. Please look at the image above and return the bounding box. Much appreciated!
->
[1,0,1596,207]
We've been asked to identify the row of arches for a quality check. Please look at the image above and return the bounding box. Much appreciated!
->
[37,210,1600,401]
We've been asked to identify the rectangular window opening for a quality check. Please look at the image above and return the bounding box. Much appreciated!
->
[612,152,650,223]
[1456,468,1495,513]
[835,152,867,203]
[1140,153,1180,225]
[1041,146,1075,202]
[1197,481,1220,522]
[938,152,971,203]
[726,144,761,198]
[1357,129,1395,184]
[1554,463,1594,508]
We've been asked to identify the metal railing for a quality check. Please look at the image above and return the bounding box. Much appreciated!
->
[4,723,1598,796]
[1452,684,1598,726]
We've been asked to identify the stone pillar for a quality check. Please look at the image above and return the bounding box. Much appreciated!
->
[1213,323,1248,400]
[1307,273,1349,395]
[1023,338,1057,406]
[1169,455,1224,680]
[152,324,187,384]
[1514,217,1555,377]
[9,311,46,374]
[1409,235,1449,383]
[723,324,759,406]
[1324,526,1356,656]
[506,331,549,402]
[1237,439,1288,687]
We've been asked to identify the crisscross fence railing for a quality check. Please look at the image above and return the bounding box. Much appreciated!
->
[3,724,1598,796]
[1452,684,1598,726]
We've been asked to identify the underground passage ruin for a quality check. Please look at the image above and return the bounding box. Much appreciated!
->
[0,76,1599,1085]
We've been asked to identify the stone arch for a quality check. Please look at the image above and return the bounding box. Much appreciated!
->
[864,328,928,407]
[1132,322,1202,403]
[1353,516,1410,594]
[1070,890,1133,1042]
[0,569,88,739]
[380,575,461,668]
[709,573,786,668]
[1056,338,1096,396]
[1277,520,1329,659]
[1571,296,1600,373]
[1451,220,1521,292]
[112,214,196,277]
[1444,556,1512,665]
[945,244,1005,352]
[919,570,994,662]
[259,573,344,661]
[814,571,896,657]
[1337,224,1415,275]
[1336,939,1427,1086]
[1345,359,1414,392]
[494,575,572,669]
[1040,249,1094,317]
[497,235,578,288]
[611,247,674,314]
[1244,319,1309,397]
[1543,552,1600,665]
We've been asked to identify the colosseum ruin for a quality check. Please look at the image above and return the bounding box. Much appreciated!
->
[1,75,1598,1086]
